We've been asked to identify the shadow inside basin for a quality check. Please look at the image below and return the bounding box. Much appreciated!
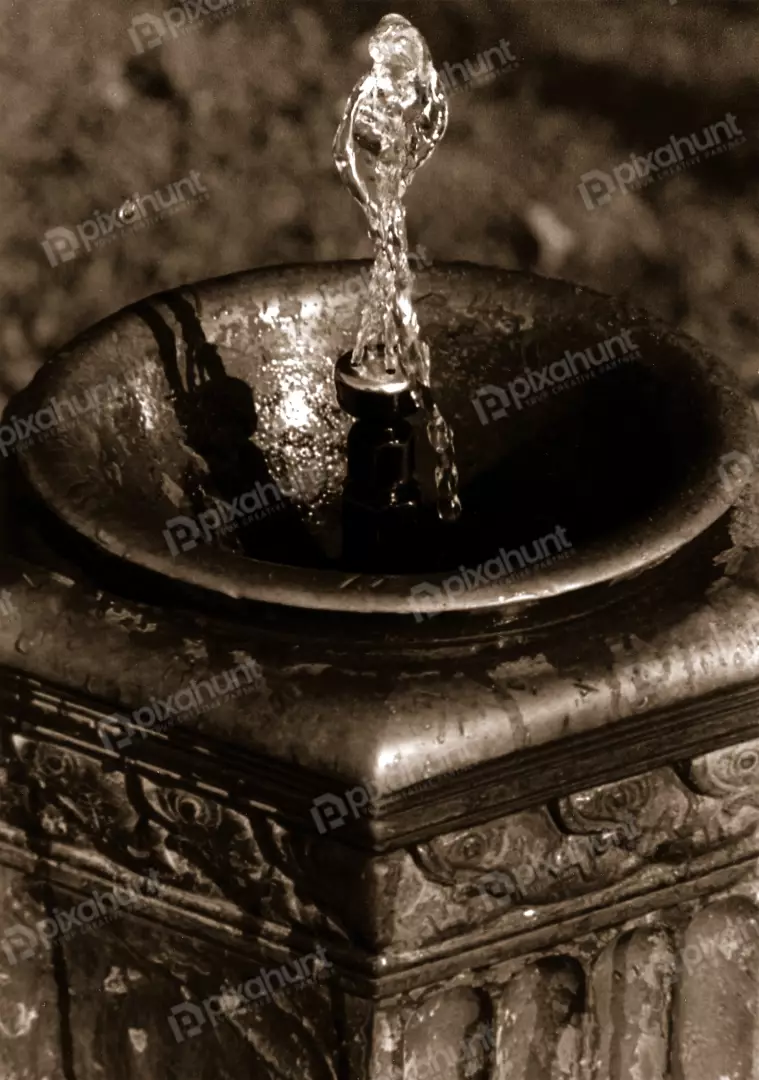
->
[412,321,713,574]
[135,294,327,570]
[136,299,720,577]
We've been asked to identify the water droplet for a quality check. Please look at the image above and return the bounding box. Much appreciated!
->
[118,199,138,224]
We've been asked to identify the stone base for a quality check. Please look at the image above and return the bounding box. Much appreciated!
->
[1,643,759,1078]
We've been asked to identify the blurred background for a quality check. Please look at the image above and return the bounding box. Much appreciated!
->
[1,0,758,411]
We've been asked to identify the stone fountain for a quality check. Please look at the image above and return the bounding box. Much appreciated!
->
[1,14,759,1080]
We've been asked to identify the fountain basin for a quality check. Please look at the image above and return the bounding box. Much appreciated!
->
[8,262,757,619]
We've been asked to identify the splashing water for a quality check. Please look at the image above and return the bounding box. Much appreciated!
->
[333,13,461,522]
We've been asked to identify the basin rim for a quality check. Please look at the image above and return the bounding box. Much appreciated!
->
[15,260,758,617]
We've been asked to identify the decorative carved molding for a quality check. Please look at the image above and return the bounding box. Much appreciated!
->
[9,732,175,871]
[3,688,759,1077]
[688,736,759,809]
[1,728,361,945]
[3,692,759,965]
[137,773,270,903]
[406,761,759,950]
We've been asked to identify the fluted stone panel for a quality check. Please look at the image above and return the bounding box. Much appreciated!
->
[672,898,759,1080]
[591,929,675,1080]
[0,864,63,1080]
[494,959,583,1079]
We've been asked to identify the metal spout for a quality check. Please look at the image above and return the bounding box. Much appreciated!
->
[335,350,424,570]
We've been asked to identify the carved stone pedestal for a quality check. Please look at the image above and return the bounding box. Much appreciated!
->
[2,264,759,1077]
[2,506,759,1078]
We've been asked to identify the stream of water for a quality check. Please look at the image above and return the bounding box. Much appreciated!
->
[333,14,461,522]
